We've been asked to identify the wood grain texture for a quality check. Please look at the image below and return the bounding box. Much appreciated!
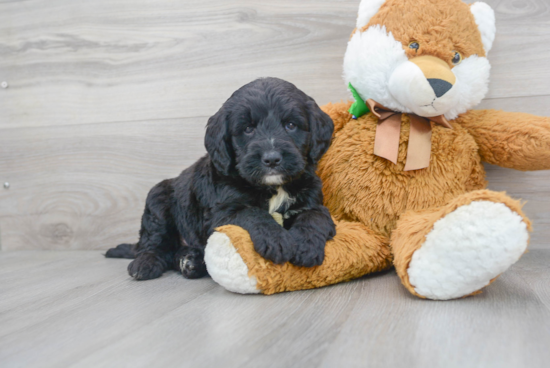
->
[0,0,549,250]
[1,250,550,368]
[0,0,357,129]
[0,0,549,128]
[0,117,208,250]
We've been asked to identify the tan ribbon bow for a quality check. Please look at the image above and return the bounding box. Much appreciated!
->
[367,99,452,171]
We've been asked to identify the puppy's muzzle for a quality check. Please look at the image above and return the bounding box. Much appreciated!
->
[262,151,282,168]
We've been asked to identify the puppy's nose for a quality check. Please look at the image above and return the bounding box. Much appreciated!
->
[262,151,282,168]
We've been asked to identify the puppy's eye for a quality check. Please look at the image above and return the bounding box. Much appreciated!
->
[452,51,463,65]
[285,122,297,132]
[409,41,420,51]
[244,126,255,135]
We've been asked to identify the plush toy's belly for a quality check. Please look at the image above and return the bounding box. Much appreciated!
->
[318,113,486,237]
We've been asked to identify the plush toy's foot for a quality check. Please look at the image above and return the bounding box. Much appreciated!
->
[203,231,260,294]
[204,221,392,295]
[392,190,531,300]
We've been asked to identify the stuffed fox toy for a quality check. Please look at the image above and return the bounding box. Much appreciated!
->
[203,0,550,300]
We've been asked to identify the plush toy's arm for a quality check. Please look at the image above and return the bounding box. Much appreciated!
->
[204,221,393,295]
[321,101,353,135]
[456,109,550,171]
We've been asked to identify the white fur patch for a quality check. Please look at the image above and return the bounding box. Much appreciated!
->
[263,174,284,185]
[444,55,491,119]
[356,0,387,29]
[344,25,408,113]
[470,2,496,54]
[389,61,458,118]
[204,232,260,294]
[407,201,529,300]
[268,186,293,214]
[343,25,492,120]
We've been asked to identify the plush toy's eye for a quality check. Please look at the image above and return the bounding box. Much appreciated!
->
[409,41,420,51]
[452,51,463,65]
[244,126,255,134]
[285,122,297,132]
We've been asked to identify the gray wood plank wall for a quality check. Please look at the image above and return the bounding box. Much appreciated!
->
[0,0,549,250]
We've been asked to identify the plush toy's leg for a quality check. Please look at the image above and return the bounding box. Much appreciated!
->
[392,190,532,300]
[204,221,392,295]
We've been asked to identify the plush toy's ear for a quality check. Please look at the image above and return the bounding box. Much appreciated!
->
[470,2,496,54]
[205,108,233,176]
[307,98,334,164]
[356,0,386,29]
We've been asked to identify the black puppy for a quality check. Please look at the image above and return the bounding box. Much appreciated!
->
[106,77,336,280]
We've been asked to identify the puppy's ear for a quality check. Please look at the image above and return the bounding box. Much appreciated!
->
[205,109,233,176]
[307,99,334,164]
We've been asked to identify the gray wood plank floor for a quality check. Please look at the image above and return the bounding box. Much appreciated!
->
[1,0,550,251]
[1,250,549,368]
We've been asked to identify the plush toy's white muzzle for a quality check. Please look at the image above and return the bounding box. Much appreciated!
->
[388,59,459,118]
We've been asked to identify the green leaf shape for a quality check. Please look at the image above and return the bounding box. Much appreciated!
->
[348,83,370,118]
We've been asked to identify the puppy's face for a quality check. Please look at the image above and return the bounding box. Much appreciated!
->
[231,94,312,186]
[205,78,334,186]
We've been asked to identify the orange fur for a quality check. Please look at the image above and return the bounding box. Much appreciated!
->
[364,0,486,64]
[456,110,550,171]
[318,112,487,237]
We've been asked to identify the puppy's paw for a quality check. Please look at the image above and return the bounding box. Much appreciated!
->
[105,243,137,259]
[176,248,208,279]
[289,231,326,267]
[253,228,295,264]
[127,252,166,280]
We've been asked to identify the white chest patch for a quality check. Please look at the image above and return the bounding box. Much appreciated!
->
[268,186,293,215]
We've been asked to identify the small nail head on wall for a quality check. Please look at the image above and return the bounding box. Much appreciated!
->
[1,81,8,89]
[3,182,9,189]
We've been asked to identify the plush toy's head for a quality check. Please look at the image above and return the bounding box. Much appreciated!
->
[344,0,496,120]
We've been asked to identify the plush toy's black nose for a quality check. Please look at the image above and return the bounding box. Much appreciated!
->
[262,151,282,168]
[428,78,453,98]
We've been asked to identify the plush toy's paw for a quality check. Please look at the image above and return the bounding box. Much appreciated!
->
[204,231,260,294]
[407,201,529,300]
